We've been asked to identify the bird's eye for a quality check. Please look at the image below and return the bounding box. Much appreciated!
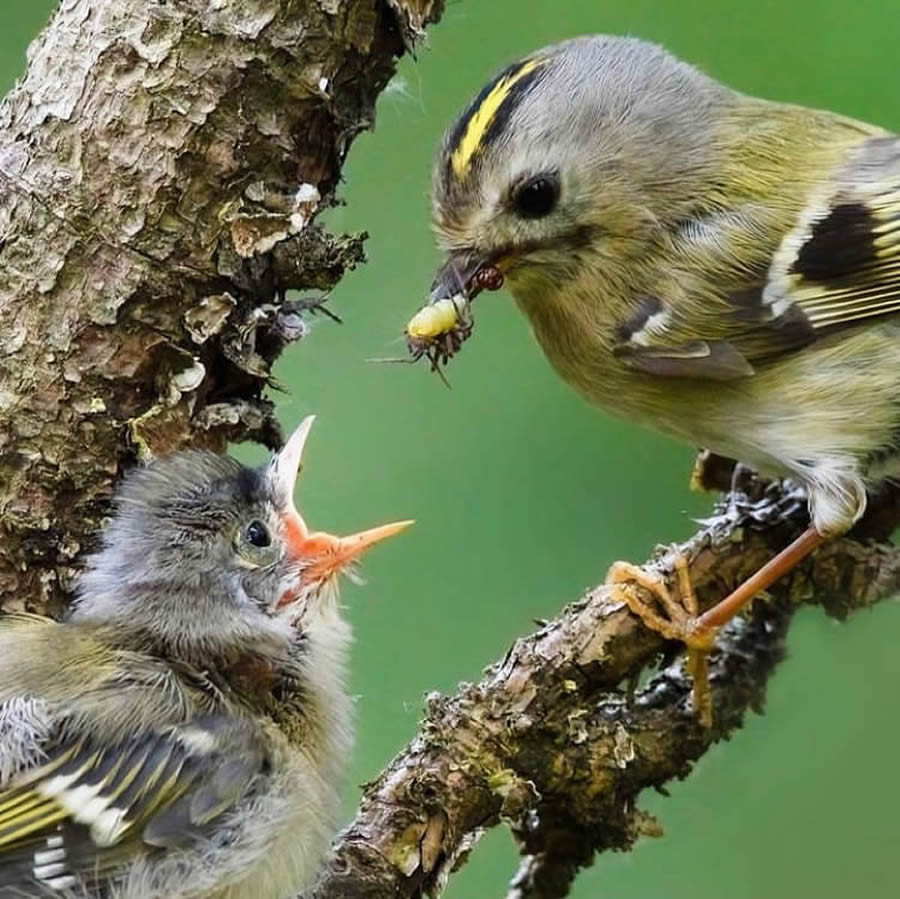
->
[512,175,559,219]
[245,520,271,548]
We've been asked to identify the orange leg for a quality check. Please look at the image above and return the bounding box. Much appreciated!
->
[695,527,825,630]
[609,526,825,727]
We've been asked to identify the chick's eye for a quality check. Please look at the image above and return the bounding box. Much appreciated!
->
[512,175,559,219]
[245,520,271,548]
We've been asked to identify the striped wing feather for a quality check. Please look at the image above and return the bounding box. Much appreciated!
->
[614,136,900,381]
[0,715,264,894]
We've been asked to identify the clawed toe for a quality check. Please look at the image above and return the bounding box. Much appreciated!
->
[607,556,716,727]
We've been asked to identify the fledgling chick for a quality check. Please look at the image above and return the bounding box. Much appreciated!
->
[429,34,900,724]
[0,416,411,898]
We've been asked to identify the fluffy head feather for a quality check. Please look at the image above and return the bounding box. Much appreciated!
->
[73,450,301,661]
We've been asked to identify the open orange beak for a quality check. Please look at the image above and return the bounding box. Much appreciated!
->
[270,416,413,596]
[291,521,415,582]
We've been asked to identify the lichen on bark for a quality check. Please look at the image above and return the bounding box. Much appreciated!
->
[308,473,900,899]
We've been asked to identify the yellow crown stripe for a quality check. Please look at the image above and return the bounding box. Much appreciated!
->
[450,58,545,178]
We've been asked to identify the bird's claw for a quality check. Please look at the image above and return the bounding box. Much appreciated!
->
[607,556,717,728]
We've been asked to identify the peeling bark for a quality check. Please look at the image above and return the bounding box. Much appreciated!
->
[308,474,900,898]
[0,0,443,612]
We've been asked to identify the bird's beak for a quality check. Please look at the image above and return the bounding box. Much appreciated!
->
[287,521,415,585]
[430,250,495,302]
[270,416,413,599]
[270,414,317,550]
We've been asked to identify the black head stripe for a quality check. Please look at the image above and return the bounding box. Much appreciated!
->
[445,57,548,180]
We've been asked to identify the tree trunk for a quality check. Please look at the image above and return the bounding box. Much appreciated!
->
[0,0,442,614]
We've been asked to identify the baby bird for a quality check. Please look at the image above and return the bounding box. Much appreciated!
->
[0,416,411,898]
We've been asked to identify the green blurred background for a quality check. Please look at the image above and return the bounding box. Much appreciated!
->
[6,3,900,896]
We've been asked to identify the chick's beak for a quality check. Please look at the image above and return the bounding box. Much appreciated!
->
[270,416,413,600]
[290,521,414,583]
[270,414,317,549]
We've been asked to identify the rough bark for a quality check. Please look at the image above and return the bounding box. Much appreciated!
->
[308,472,900,898]
[0,0,442,614]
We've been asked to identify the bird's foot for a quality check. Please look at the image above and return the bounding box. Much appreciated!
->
[607,556,717,728]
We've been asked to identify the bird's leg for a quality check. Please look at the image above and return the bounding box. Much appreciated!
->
[608,526,825,727]
[694,526,825,630]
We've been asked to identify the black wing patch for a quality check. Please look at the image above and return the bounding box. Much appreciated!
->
[790,202,877,281]
[767,135,900,331]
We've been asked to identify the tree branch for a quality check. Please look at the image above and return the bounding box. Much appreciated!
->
[310,473,900,898]
[0,0,443,613]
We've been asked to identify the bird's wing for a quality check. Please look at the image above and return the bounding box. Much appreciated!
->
[765,135,900,331]
[614,136,900,380]
[0,712,266,894]
[610,282,814,380]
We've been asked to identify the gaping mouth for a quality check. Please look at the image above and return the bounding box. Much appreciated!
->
[269,415,413,604]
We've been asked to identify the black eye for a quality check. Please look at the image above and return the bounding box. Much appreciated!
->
[245,520,271,548]
[512,175,559,219]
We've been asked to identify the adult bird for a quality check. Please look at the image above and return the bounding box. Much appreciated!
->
[429,34,900,723]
